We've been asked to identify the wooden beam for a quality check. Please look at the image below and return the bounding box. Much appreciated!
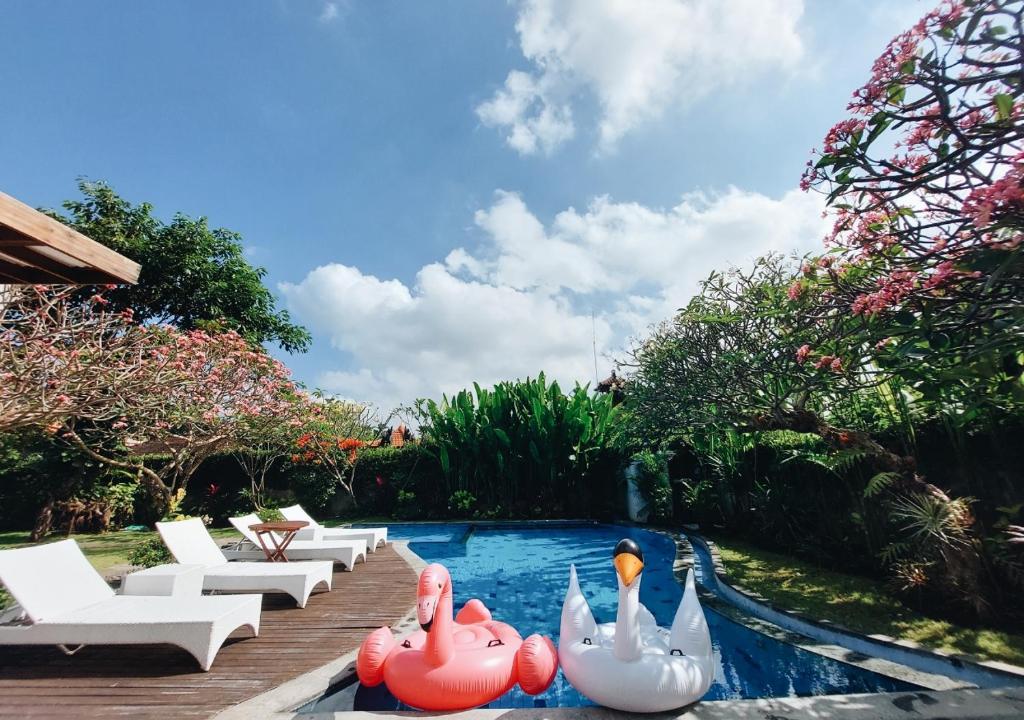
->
[0,192,140,284]
[0,258,118,285]
[0,226,34,246]
[0,259,56,284]
[0,244,82,283]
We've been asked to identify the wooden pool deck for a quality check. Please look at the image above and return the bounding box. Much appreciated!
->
[0,544,416,719]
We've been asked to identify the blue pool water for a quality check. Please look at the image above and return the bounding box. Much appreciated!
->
[340,522,918,710]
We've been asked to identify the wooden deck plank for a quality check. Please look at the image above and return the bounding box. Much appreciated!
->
[0,544,415,718]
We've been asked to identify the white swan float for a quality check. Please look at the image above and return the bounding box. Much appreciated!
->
[559,538,715,712]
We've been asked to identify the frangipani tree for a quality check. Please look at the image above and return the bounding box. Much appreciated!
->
[61,328,302,517]
[624,254,908,470]
[0,285,157,433]
[800,0,1024,411]
[233,392,311,510]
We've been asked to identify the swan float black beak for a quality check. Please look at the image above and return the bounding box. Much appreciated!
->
[613,538,644,587]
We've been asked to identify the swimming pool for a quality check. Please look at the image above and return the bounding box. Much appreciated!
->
[311,522,918,711]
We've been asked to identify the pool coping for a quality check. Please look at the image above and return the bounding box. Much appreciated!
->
[682,531,1024,687]
[667,531,978,692]
[214,522,1024,720]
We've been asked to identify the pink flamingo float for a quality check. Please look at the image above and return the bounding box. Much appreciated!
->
[357,562,559,710]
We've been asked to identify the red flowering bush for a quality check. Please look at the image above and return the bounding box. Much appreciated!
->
[288,395,377,505]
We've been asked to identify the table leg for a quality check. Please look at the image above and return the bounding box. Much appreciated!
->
[275,530,298,561]
[255,530,276,562]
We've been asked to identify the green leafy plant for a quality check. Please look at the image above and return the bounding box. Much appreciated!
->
[127,536,172,568]
[394,489,421,520]
[448,490,477,516]
[631,450,671,522]
[414,374,620,518]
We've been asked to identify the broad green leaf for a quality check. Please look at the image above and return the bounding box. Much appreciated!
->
[994,93,1014,121]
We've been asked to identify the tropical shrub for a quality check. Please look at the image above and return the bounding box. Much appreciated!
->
[286,464,338,517]
[448,490,477,516]
[631,450,671,523]
[414,374,621,518]
[394,489,421,520]
[127,536,172,568]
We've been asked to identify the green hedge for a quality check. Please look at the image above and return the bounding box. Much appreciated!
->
[352,444,445,518]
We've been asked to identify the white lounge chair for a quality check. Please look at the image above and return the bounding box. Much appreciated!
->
[156,518,334,607]
[280,504,387,551]
[0,539,260,671]
[226,514,367,570]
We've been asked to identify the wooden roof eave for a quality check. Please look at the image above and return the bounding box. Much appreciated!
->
[0,191,141,285]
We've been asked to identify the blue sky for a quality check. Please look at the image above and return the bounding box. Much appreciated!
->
[0,0,926,414]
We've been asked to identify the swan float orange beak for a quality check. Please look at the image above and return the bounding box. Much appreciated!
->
[614,538,644,587]
[417,563,448,632]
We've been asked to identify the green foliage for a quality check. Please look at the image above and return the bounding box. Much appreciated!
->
[394,489,421,520]
[448,490,477,516]
[864,472,901,499]
[50,180,311,353]
[257,507,284,522]
[631,450,671,522]
[347,444,444,516]
[94,482,139,529]
[414,374,621,518]
[285,465,337,516]
[0,430,101,530]
[714,535,1024,666]
[127,535,172,568]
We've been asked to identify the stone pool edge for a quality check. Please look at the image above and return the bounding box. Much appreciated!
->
[680,531,1024,689]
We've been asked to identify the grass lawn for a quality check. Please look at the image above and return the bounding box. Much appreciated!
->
[711,534,1024,667]
[0,527,241,572]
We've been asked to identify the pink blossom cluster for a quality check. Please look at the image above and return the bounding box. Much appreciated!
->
[787,280,804,301]
[823,119,866,154]
[961,156,1024,228]
[851,269,918,315]
[848,1,965,116]
[795,344,811,364]
[814,355,844,373]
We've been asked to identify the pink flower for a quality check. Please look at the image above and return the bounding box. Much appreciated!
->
[814,355,834,370]
[787,281,804,301]
[795,345,811,364]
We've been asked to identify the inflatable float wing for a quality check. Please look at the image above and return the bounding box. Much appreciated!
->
[558,538,714,712]
[357,562,558,711]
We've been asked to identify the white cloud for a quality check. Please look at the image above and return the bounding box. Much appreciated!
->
[318,1,344,24]
[475,71,575,155]
[280,262,606,414]
[477,0,806,154]
[281,186,826,413]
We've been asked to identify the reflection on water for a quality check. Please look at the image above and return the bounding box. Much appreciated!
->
[346,523,918,710]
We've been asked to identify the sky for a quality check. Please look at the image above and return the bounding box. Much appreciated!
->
[0,0,929,415]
